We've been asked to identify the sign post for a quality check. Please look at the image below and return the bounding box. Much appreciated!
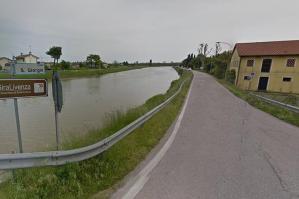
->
[52,71,63,150]
[1,62,48,153]
[12,64,23,153]
[13,98,23,153]
[0,77,48,153]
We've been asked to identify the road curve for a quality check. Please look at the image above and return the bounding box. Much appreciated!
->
[114,71,299,199]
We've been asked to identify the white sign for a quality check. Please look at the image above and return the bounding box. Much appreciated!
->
[12,63,45,75]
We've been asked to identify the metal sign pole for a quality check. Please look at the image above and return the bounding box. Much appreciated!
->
[54,105,60,150]
[52,71,63,150]
[13,99,23,153]
[12,63,23,153]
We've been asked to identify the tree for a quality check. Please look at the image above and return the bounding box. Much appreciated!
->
[189,55,203,69]
[208,51,232,78]
[59,60,71,70]
[46,46,62,66]
[86,54,102,68]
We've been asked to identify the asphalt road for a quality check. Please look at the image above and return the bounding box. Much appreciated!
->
[114,71,299,199]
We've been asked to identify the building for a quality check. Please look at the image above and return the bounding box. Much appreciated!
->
[0,57,12,71]
[229,40,299,94]
[15,52,38,63]
[11,52,45,74]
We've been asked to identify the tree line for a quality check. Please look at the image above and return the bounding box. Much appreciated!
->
[46,46,106,70]
[181,42,236,83]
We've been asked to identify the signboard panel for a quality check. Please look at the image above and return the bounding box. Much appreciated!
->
[11,63,45,75]
[0,79,48,99]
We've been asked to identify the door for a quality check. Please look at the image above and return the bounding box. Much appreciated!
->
[258,77,269,91]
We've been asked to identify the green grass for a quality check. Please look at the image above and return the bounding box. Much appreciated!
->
[0,68,193,199]
[218,79,299,127]
[252,92,299,107]
[0,66,147,80]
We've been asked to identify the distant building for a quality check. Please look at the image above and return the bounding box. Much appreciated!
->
[15,52,38,63]
[229,40,299,94]
[11,52,45,74]
[0,57,12,71]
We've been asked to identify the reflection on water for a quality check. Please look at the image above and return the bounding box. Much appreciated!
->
[0,67,179,153]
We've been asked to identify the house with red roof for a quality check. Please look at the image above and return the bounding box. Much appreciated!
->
[229,40,299,93]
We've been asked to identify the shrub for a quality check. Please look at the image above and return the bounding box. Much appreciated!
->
[225,69,236,84]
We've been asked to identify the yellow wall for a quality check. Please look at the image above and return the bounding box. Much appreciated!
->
[234,55,299,94]
[229,50,240,84]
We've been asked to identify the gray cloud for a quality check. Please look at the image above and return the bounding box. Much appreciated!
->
[0,0,298,62]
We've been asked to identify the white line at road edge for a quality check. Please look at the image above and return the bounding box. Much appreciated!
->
[122,79,193,199]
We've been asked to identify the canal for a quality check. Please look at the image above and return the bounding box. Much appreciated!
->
[0,67,179,153]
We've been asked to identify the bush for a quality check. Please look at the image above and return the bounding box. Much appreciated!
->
[225,69,236,84]
[59,60,71,70]
[213,60,227,79]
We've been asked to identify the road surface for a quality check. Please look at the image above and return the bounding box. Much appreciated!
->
[113,71,299,199]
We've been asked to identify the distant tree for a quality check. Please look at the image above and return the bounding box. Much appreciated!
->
[79,63,86,68]
[215,42,222,56]
[59,60,71,70]
[86,54,102,68]
[149,59,152,66]
[46,46,62,66]
[122,61,129,66]
[112,60,119,66]
[189,55,203,69]
[181,54,195,68]
[208,51,232,78]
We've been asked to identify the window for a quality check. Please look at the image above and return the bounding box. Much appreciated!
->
[286,58,296,67]
[283,77,292,82]
[244,76,251,80]
[246,59,254,67]
[261,59,272,72]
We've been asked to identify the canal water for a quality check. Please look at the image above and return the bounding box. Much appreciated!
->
[0,67,179,153]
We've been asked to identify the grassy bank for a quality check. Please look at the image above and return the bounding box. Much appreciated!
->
[0,68,193,199]
[0,66,146,80]
[218,79,299,127]
[253,92,299,107]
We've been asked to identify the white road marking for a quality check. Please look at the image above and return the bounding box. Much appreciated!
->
[122,80,193,199]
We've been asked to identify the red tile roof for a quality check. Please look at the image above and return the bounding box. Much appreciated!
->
[235,40,299,56]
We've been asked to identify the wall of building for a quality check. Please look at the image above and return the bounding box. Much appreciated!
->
[237,55,299,94]
[16,55,37,63]
[0,59,10,71]
[24,55,37,63]
[229,49,241,84]
[0,58,10,68]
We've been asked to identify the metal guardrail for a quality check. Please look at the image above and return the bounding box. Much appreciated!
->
[250,93,299,113]
[0,81,185,170]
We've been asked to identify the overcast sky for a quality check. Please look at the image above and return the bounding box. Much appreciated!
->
[0,0,298,62]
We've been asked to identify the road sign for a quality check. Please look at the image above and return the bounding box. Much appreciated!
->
[52,71,63,112]
[0,79,48,99]
[11,63,45,75]
[52,71,63,150]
